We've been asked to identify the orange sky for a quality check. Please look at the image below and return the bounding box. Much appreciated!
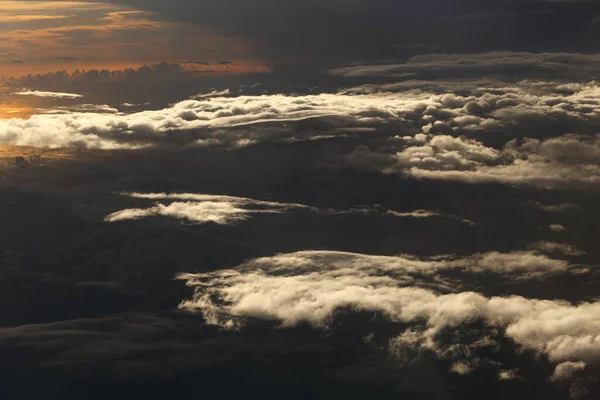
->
[0,1,269,78]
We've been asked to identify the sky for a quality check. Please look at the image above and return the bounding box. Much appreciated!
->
[1,1,600,400]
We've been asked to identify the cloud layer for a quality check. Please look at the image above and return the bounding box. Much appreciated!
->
[177,250,598,370]
[3,65,600,154]
[347,133,600,189]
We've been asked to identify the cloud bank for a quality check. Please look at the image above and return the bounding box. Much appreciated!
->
[3,58,600,157]
[347,133,600,189]
[177,250,598,373]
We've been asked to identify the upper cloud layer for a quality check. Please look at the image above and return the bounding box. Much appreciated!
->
[3,75,600,151]
[0,91,433,148]
[332,52,600,81]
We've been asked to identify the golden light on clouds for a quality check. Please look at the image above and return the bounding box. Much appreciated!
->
[0,105,34,119]
[0,1,267,77]
[0,2,112,12]
[0,15,72,23]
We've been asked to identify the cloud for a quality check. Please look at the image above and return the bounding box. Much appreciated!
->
[105,192,309,224]
[40,104,119,114]
[177,250,600,371]
[498,369,519,381]
[106,192,479,228]
[528,241,585,256]
[191,89,232,99]
[331,52,600,81]
[14,90,83,99]
[450,361,474,375]
[550,224,567,232]
[534,202,579,213]
[4,68,600,152]
[0,90,439,148]
[321,206,474,225]
[346,133,600,189]
[178,251,600,372]
[551,361,587,382]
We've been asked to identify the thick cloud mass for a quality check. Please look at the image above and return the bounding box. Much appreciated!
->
[177,250,599,371]
[0,91,433,148]
[3,74,600,154]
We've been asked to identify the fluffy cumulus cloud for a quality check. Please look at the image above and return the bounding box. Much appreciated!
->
[347,133,600,189]
[0,91,437,149]
[2,71,600,151]
[176,250,599,370]
[342,79,600,140]
[105,192,309,224]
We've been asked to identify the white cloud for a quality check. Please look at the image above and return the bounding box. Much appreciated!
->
[191,89,231,99]
[14,90,83,99]
[0,91,438,148]
[176,249,598,369]
[105,192,309,224]
[450,361,474,375]
[3,76,600,154]
[349,133,600,189]
[550,361,587,382]
[40,104,119,114]
[106,192,475,226]
[528,241,585,256]
[550,224,567,232]
[498,369,519,381]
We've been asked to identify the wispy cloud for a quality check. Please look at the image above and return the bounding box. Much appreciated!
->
[14,90,82,99]
[105,192,309,224]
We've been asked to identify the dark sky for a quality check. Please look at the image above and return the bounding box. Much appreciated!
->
[75,0,600,63]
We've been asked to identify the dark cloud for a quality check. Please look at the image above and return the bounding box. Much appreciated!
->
[65,0,600,64]
[332,52,600,81]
